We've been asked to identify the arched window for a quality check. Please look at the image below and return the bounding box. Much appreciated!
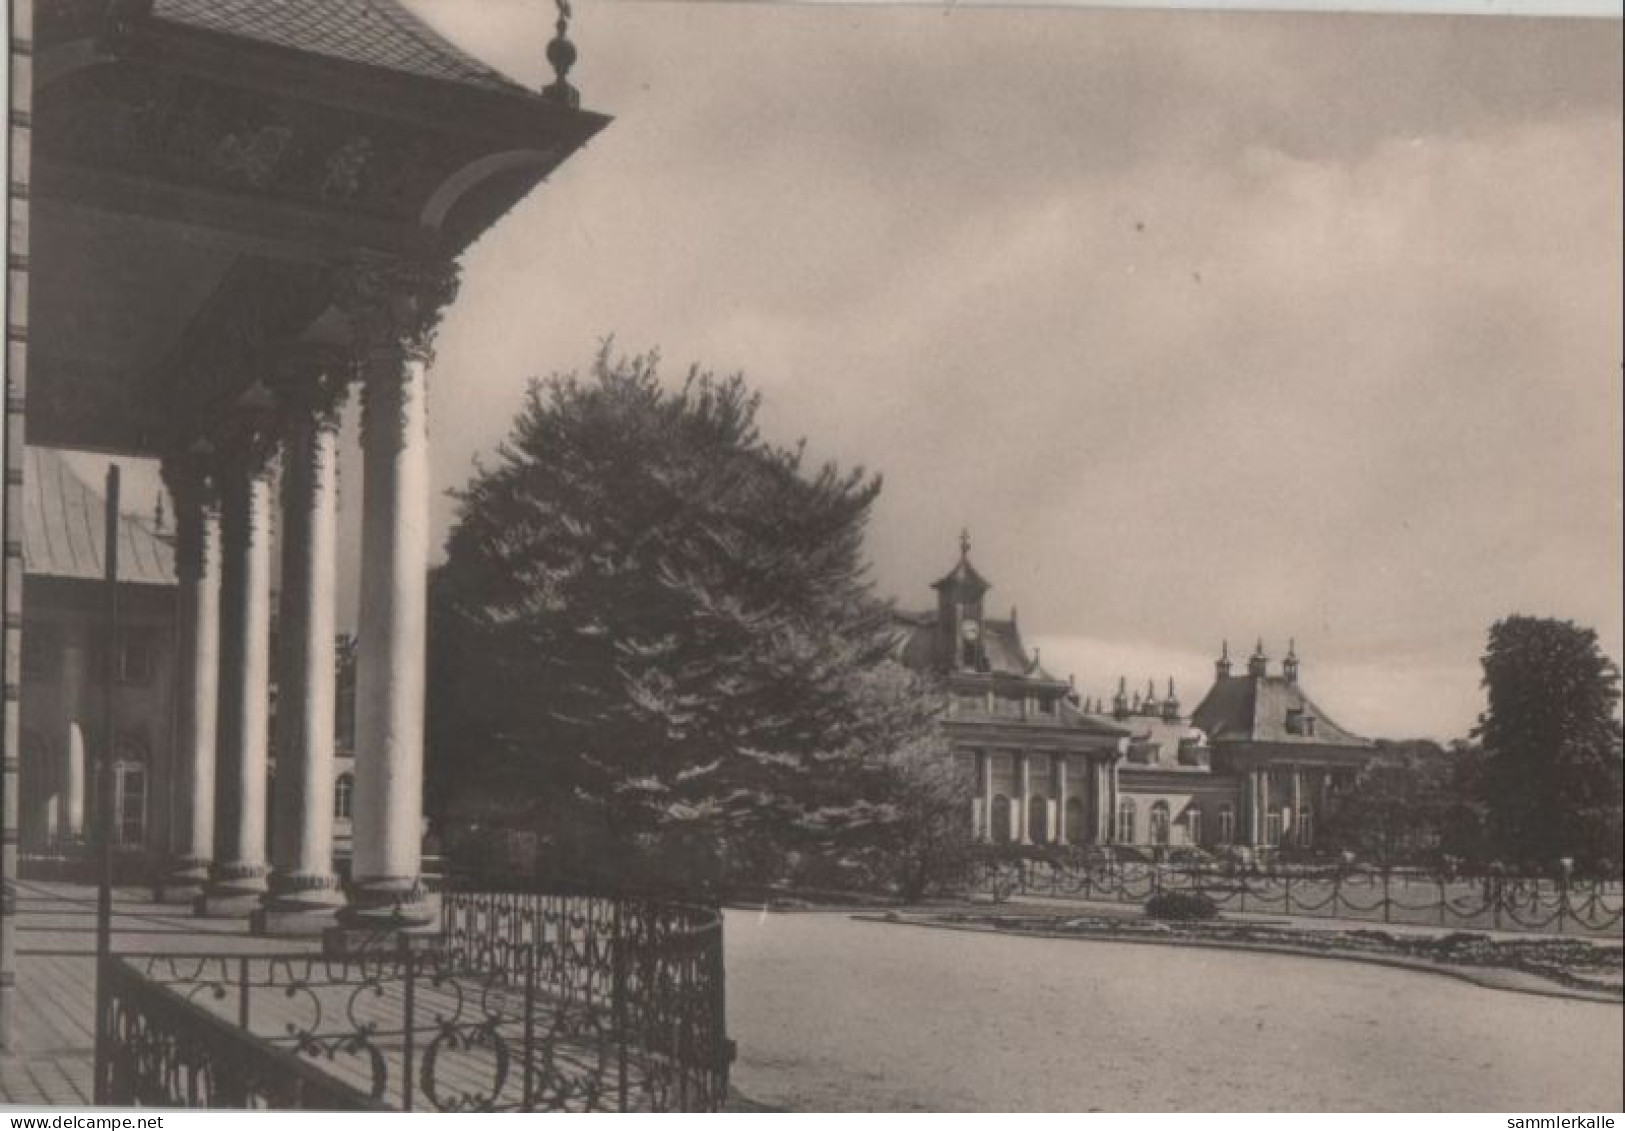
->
[1149,800,1171,846]
[1217,804,1235,845]
[1116,798,1136,845]
[334,772,355,820]
[1297,807,1313,848]
[1185,804,1202,846]
[991,795,1012,844]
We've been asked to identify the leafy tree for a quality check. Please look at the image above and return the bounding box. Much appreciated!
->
[1318,739,1488,864]
[1475,616,1624,871]
[429,347,941,890]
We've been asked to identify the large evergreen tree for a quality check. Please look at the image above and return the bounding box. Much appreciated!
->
[430,347,939,888]
[1475,616,1623,870]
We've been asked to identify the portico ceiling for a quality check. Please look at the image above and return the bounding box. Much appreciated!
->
[25,0,609,456]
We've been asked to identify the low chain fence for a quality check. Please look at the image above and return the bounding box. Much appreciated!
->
[98,886,733,1111]
[966,855,1625,936]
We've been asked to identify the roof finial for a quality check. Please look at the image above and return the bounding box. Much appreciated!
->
[1248,637,1269,678]
[543,0,580,108]
[959,528,971,559]
[1284,637,1300,683]
[1216,639,1233,679]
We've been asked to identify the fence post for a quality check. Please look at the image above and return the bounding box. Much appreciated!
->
[523,944,537,1108]
[1490,866,1503,931]
[614,901,629,1113]
[238,956,250,1030]
[402,945,416,1112]
[1437,873,1447,926]
[1558,858,1573,936]
[1285,870,1294,916]
[1381,863,1392,924]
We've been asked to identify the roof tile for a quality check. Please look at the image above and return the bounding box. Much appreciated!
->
[151,0,524,93]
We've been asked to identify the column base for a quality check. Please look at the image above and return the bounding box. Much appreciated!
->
[155,857,212,905]
[195,862,268,918]
[253,871,345,935]
[339,874,435,929]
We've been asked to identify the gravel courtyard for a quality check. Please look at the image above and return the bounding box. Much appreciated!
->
[724,911,1625,1112]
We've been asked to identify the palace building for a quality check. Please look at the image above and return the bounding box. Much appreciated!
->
[897,538,1375,852]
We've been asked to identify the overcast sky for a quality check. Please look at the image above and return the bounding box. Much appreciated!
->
[98,2,1619,745]
[376,1,1620,743]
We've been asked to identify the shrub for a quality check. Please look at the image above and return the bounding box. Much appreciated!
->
[1144,890,1219,922]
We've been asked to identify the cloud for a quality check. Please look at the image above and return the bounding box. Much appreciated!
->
[395,3,1620,739]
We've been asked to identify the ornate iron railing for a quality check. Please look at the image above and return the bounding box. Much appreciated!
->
[100,958,388,1110]
[967,855,1625,935]
[99,889,733,1111]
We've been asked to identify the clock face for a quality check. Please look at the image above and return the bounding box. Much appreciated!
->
[960,619,980,641]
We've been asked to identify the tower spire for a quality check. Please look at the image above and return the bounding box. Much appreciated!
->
[1216,639,1232,679]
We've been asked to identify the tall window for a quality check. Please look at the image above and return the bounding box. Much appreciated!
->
[1117,798,1136,845]
[1186,804,1202,846]
[1218,804,1235,845]
[114,631,155,685]
[1297,807,1313,848]
[1028,796,1049,844]
[21,624,57,683]
[113,762,146,848]
[1265,806,1283,847]
[334,772,355,820]
[1149,800,1171,846]
[1065,797,1085,843]
[991,795,1012,844]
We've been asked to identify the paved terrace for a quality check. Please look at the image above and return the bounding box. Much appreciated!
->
[0,879,322,1106]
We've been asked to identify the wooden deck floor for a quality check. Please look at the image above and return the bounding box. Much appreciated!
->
[1,879,321,1107]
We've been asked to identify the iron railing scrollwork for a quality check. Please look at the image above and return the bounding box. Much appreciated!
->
[99,888,733,1112]
[966,854,1624,936]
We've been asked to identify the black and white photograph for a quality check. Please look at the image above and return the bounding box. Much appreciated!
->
[0,0,1620,1115]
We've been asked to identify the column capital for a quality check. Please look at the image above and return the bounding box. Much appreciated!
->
[159,443,219,512]
[160,445,221,584]
[270,346,352,435]
[334,255,461,364]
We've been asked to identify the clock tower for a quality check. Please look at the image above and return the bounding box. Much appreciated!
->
[933,530,991,671]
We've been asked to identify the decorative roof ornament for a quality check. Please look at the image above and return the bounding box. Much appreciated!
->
[543,0,580,109]
[1283,637,1300,683]
[1216,638,1233,678]
[960,528,972,559]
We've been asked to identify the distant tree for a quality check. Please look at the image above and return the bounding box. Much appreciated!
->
[429,346,941,891]
[789,660,971,900]
[1475,616,1624,871]
[1321,739,1461,863]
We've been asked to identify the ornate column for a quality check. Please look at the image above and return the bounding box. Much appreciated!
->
[339,258,458,926]
[1054,756,1069,846]
[259,358,348,933]
[1016,752,1032,845]
[157,452,221,903]
[197,431,277,917]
